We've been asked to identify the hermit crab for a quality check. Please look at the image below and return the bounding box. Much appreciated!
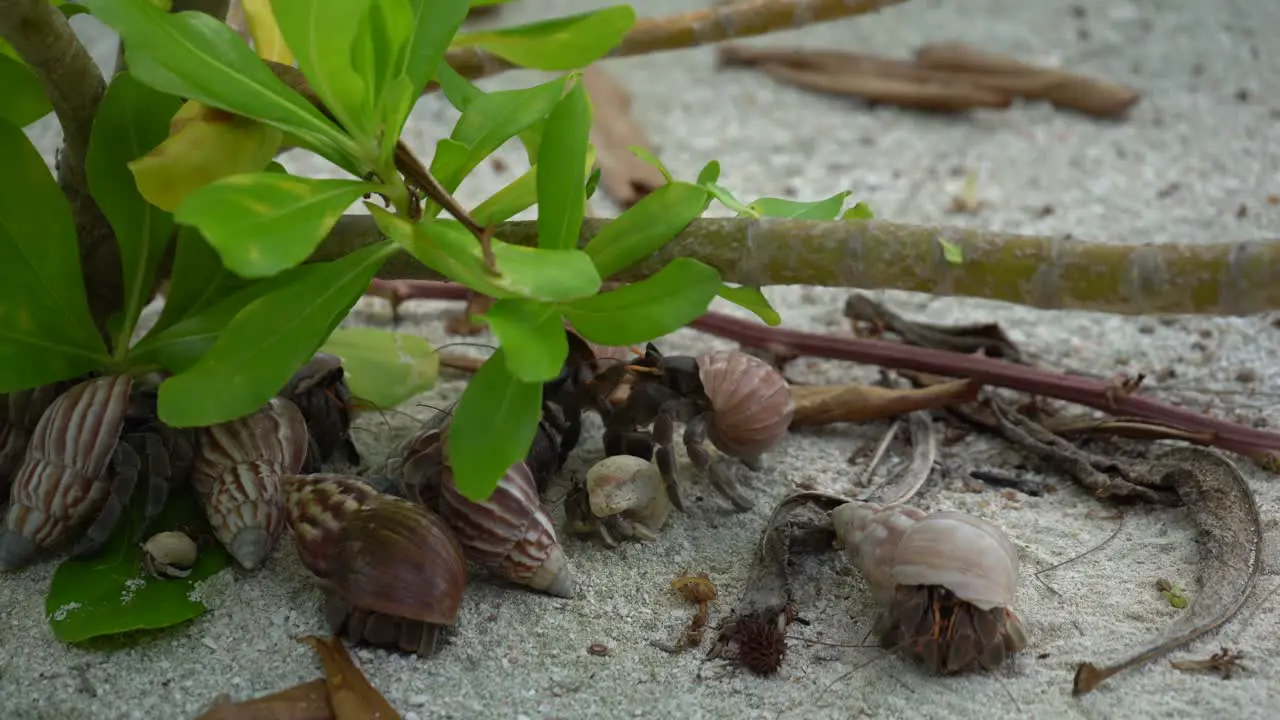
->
[589,344,795,512]
[278,353,361,472]
[831,501,1028,675]
[396,411,576,598]
[566,455,672,547]
[282,473,469,657]
[0,374,197,570]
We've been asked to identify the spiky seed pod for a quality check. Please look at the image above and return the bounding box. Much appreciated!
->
[436,461,575,599]
[327,494,468,627]
[0,375,132,571]
[190,397,309,570]
[280,473,381,580]
[696,350,794,459]
[831,501,1028,675]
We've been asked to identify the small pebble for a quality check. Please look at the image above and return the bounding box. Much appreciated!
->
[409,694,428,707]
[1235,368,1259,383]
[588,643,609,656]
[405,713,422,720]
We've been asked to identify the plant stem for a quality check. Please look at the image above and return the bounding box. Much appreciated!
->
[0,0,119,339]
[318,215,1280,317]
[359,278,1280,465]
[432,0,913,91]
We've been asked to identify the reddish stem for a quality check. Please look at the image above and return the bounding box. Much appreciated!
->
[363,279,1280,462]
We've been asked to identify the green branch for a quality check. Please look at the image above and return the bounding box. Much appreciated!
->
[316,214,1280,317]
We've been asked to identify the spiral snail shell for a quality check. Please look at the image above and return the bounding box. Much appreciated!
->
[694,350,795,460]
[831,501,1027,675]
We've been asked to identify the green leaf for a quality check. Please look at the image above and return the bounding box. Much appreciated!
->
[446,348,542,501]
[582,181,709,279]
[431,75,567,193]
[451,6,636,71]
[270,0,379,145]
[938,237,964,265]
[0,121,109,393]
[717,285,782,326]
[174,173,374,278]
[86,72,183,356]
[472,166,537,225]
[562,259,721,346]
[749,191,851,220]
[0,54,52,127]
[81,0,357,170]
[584,166,602,200]
[536,79,590,250]
[705,182,757,217]
[478,299,567,382]
[396,0,471,133]
[130,272,288,374]
[46,487,231,644]
[434,62,483,113]
[356,0,413,152]
[843,201,874,220]
[146,226,254,338]
[696,160,721,186]
[629,145,672,184]
[157,242,393,427]
[319,326,440,409]
[373,209,601,301]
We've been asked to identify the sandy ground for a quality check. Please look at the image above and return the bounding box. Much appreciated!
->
[6,0,1280,718]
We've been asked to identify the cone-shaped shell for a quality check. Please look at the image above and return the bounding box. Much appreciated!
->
[438,461,575,599]
[328,495,467,626]
[281,473,380,579]
[890,511,1020,611]
[191,398,309,569]
[0,379,77,496]
[0,375,132,571]
[697,350,794,458]
[831,501,927,605]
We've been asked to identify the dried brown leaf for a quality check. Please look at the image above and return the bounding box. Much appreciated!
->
[582,66,666,208]
[193,679,335,720]
[789,379,979,427]
[302,635,402,720]
[1072,448,1263,694]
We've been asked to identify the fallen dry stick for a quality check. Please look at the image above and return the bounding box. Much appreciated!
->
[718,45,1012,112]
[789,379,979,426]
[357,281,1280,464]
[914,41,1142,118]
[717,42,1141,118]
[582,66,667,209]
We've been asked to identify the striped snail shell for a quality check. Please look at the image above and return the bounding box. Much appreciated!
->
[190,397,310,569]
[697,350,794,459]
[435,461,575,599]
[831,501,1027,675]
[0,374,132,571]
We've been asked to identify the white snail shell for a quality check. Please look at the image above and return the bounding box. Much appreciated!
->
[585,455,671,532]
[831,502,1019,611]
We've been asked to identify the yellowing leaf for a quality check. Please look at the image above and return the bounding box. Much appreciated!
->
[129,100,283,213]
[938,237,964,265]
[241,0,293,63]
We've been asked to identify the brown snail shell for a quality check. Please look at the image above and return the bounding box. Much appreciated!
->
[0,379,78,499]
[0,375,132,571]
[280,472,380,580]
[436,461,575,599]
[327,494,468,626]
[190,397,309,569]
[697,350,794,459]
[831,501,1027,675]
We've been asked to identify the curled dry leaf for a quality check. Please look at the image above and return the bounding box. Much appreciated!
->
[194,678,334,720]
[789,379,979,427]
[1072,447,1264,695]
[582,66,667,208]
[302,635,402,720]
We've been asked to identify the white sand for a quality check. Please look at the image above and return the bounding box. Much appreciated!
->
[5,0,1280,718]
